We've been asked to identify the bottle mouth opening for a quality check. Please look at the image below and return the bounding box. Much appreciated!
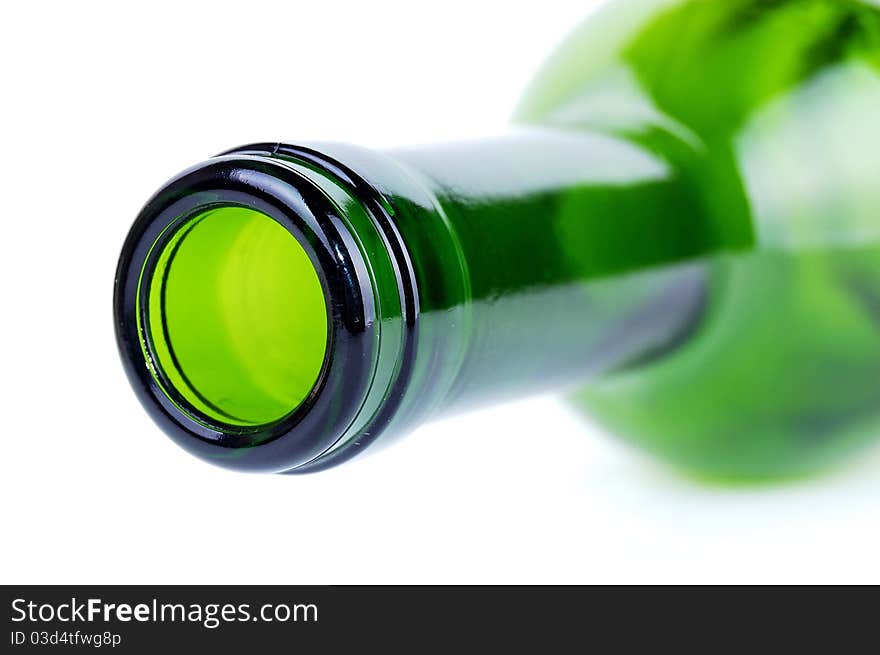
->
[115,150,418,473]
[139,205,330,429]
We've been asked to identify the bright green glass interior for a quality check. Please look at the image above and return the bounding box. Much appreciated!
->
[144,206,328,427]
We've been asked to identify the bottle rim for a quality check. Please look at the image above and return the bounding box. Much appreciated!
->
[114,146,418,473]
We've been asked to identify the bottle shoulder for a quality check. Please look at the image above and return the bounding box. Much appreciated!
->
[516,0,880,132]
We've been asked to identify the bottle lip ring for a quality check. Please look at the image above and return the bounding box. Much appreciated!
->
[114,150,417,472]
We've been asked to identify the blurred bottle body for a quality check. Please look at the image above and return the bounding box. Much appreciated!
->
[515,0,880,479]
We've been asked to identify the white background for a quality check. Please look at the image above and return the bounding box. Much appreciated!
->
[3,0,880,584]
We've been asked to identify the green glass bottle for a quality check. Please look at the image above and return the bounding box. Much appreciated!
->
[114,0,880,477]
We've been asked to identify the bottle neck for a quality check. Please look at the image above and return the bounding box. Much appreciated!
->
[117,126,746,472]
[308,127,737,411]
[282,125,747,459]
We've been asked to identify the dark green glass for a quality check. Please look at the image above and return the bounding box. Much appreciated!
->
[114,0,880,477]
